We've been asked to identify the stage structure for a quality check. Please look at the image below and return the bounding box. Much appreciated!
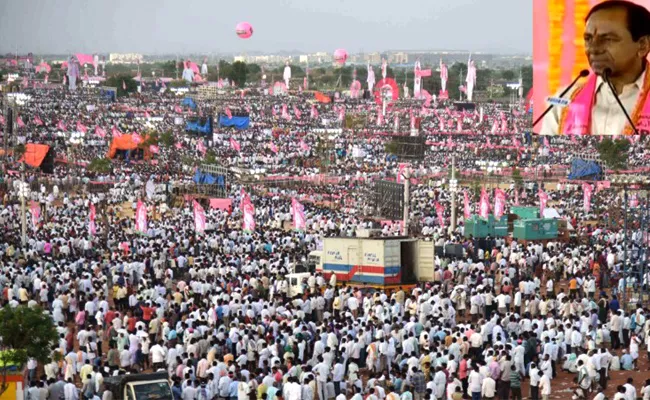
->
[568,152,605,181]
[373,180,405,221]
[388,135,426,161]
[188,163,229,198]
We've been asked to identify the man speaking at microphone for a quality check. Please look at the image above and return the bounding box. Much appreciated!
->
[540,0,650,136]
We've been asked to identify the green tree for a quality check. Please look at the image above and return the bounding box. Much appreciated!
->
[87,158,112,174]
[596,138,630,171]
[0,306,59,397]
[511,167,524,188]
[204,150,218,165]
[385,140,399,156]
[104,75,137,97]
[501,70,516,81]
[229,61,248,87]
[159,131,176,148]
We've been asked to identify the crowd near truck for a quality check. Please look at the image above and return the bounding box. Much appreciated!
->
[103,372,172,400]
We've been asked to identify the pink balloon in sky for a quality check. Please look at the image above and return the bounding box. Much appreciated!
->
[236,22,253,39]
[333,49,348,65]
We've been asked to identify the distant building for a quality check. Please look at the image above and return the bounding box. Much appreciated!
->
[389,52,409,64]
[108,53,143,64]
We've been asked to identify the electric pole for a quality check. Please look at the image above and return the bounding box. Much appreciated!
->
[402,167,410,236]
[451,155,458,232]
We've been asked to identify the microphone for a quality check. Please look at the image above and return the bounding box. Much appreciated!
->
[532,69,590,130]
[602,68,640,136]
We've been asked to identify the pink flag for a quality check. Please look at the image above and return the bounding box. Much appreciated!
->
[303,76,308,90]
[122,80,126,90]
[630,194,639,208]
[543,136,550,147]
[394,115,400,131]
[196,140,206,154]
[241,191,256,232]
[500,119,508,132]
[299,139,310,152]
[175,141,183,149]
[272,107,278,117]
[144,111,151,119]
[30,201,41,231]
[0,115,4,125]
[538,189,549,216]
[230,137,241,152]
[338,107,345,122]
[95,126,106,138]
[377,111,384,125]
[135,200,147,234]
[57,121,67,131]
[76,121,88,133]
[514,188,520,206]
[434,202,445,227]
[582,183,593,212]
[88,204,97,236]
[16,116,25,128]
[132,132,142,144]
[175,105,183,113]
[310,105,319,119]
[291,198,306,230]
[397,163,407,183]
[269,142,279,153]
[491,120,498,134]
[281,104,291,120]
[111,126,122,138]
[595,181,611,193]
[193,200,206,233]
[457,119,462,132]
[463,191,471,219]
[410,113,416,129]
[33,115,43,126]
[149,144,160,154]
[494,189,506,219]
[479,188,490,219]
[293,105,302,120]
[439,119,444,131]
[225,107,232,119]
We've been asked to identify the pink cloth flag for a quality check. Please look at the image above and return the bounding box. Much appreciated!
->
[457,119,462,132]
[338,107,345,122]
[501,119,508,132]
[16,116,25,128]
[439,119,445,131]
[225,107,233,119]
[193,200,207,233]
[595,181,611,193]
[463,191,471,219]
[135,200,148,234]
[543,136,550,147]
[230,138,241,152]
[397,163,408,183]
[175,105,183,113]
[149,144,160,154]
[291,198,306,230]
[132,132,142,144]
[303,76,308,90]
[434,202,445,227]
[494,189,506,219]
[421,89,432,107]
[293,105,302,120]
[269,142,279,153]
[281,104,291,120]
[75,53,96,66]
[514,188,520,206]
[30,201,41,231]
[197,140,206,154]
[310,105,319,119]
[491,120,498,134]
[299,139,310,152]
[88,203,97,236]
[33,115,43,126]
[376,111,384,125]
[144,111,151,119]
[95,126,106,138]
[630,194,639,208]
[538,189,549,216]
[394,115,400,131]
[175,141,184,149]
[240,191,256,232]
[479,188,490,219]
[122,80,126,90]
[111,126,122,138]
[76,121,88,133]
[57,121,67,131]
[582,183,593,212]
[0,115,4,125]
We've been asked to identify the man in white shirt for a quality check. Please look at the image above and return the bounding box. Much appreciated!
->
[468,366,483,400]
[623,378,637,400]
[539,371,551,400]
[481,375,496,400]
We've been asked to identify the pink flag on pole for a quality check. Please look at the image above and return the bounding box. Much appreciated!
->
[394,115,400,131]
[514,188,520,205]
[76,121,88,133]
[595,181,611,193]
[132,132,142,144]
[463,191,471,219]
[543,136,550,147]
[338,107,345,122]
[144,111,151,119]
[95,126,106,138]
[582,183,593,212]
[240,191,256,232]
[175,105,183,113]
[88,204,97,236]
[16,116,25,128]
[135,200,147,234]
[0,115,4,125]
[299,139,310,152]
[111,126,122,138]
[501,119,508,132]
[57,120,67,131]
[269,142,279,153]
[281,104,291,120]
[175,141,183,149]
[293,105,302,120]
[149,144,160,154]
[230,138,241,152]
[457,119,462,132]
[196,140,206,154]
[310,105,319,119]
[397,163,407,183]
[494,189,506,219]
[193,200,206,233]
[479,188,490,219]
[30,201,40,231]
[538,189,549,216]
[434,202,445,227]
[291,198,306,230]
[33,115,43,126]
[225,107,232,119]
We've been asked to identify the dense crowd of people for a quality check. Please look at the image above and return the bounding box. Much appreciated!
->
[1,77,650,400]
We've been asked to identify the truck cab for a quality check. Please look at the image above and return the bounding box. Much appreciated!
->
[309,250,322,273]
[104,372,172,400]
[286,272,312,297]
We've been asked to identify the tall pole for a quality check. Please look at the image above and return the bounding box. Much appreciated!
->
[623,186,628,304]
[451,155,457,232]
[402,167,410,236]
[20,163,27,247]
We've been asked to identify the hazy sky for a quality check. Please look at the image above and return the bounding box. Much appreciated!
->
[0,0,531,55]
